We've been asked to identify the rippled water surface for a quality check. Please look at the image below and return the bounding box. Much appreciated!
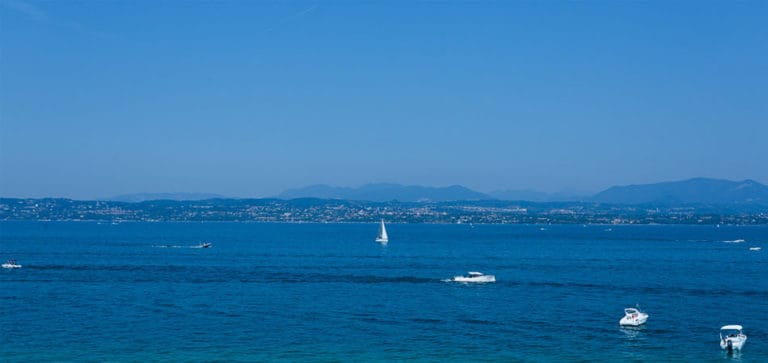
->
[2,222,767,362]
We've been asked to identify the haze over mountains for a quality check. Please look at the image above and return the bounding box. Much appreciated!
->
[109,193,226,203]
[591,178,768,205]
[105,178,768,206]
[277,183,489,202]
[277,178,768,205]
[487,189,587,202]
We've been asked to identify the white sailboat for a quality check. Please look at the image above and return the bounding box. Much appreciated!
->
[375,219,389,243]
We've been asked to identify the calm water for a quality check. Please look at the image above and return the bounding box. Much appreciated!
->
[1,222,767,362]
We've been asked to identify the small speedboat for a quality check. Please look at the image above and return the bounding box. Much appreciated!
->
[619,307,648,326]
[196,242,212,248]
[2,259,22,269]
[749,247,761,251]
[720,325,747,352]
[452,271,496,283]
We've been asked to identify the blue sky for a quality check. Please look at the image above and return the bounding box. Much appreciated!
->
[1,0,766,199]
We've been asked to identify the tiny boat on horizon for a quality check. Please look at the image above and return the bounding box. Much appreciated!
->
[196,242,212,248]
[720,325,747,352]
[619,307,648,326]
[452,271,496,283]
[749,247,761,251]
[2,259,22,269]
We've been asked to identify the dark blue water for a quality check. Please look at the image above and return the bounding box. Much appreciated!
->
[1,222,767,362]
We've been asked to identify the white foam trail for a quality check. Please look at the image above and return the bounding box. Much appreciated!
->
[723,239,745,243]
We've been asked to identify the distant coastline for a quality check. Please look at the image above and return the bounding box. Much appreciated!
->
[2,198,766,225]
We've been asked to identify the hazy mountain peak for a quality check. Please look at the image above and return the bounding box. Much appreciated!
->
[591,178,768,205]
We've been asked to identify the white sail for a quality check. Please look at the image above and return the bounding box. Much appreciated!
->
[376,220,388,243]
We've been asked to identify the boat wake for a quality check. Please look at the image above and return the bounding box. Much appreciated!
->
[152,244,210,249]
[273,274,437,284]
[723,239,746,243]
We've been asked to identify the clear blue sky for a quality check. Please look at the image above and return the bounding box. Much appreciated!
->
[1,0,766,199]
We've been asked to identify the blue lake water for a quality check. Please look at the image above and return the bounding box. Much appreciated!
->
[1,221,767,362]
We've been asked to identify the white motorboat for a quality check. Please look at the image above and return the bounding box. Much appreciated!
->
[198,242,212,248]
[724,239,745,243]
[749,247,761,251]
[452,271,496,283]
[619,307,648,326]
[2,259,22,269]
[375,220,388,243]
[720,325,747,351]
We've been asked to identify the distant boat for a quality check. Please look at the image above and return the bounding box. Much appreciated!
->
[720,325,747,352]
[2,259,22,269]
[749,247,761,251]
[724,239,745,243]
[619,307,648,326]
[451,271,496,283]
[195,242,212,248]
[375,220,388,243]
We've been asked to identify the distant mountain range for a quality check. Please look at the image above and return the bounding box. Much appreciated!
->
[277,183,489,202]
[277,178,768,205]
[108,193,226,203]
[104,178,768,206]
[591,178,768,205]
